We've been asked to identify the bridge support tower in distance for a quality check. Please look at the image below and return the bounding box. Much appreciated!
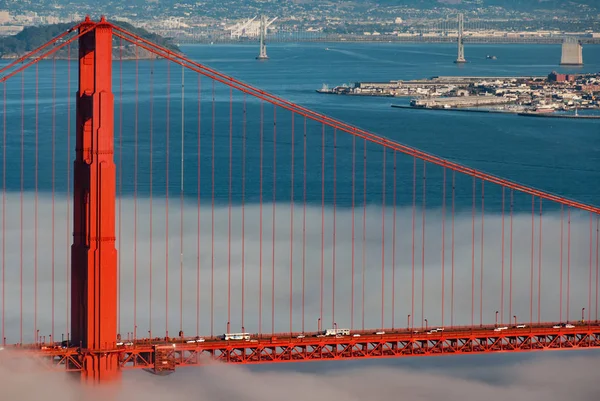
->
[71,16,120,382]
[454,13,466,64]
[560,37,583,66]
[256,15,268,60]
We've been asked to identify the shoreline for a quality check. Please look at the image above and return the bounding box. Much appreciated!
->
[390,104,600,119]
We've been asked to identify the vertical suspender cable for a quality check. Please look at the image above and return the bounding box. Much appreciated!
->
[567,208,571,322]
[20,71,24,344]
[501,187,505,325]
[509,190,514,322]
[259,101,263,335]
[381,147,385,330]
[351,136,355,330]
[538,199,542,323]
[421,162,426,328]
[596,216,599,322]
[165,60,171,338]
[411,158,416,330]
[451,171,455,327]
[333,129,337,328]
[471,177,475,327]
[35,63,39,343]
[150,57,155,338]
[228,87,232,330]
[301,117,306,334]
[362,140,367,331]
[196,75,201,337]
[441,168,446,327]
[589,213,593,322]
[290,113,295,334]
[560,205,564,322]
[392,152,397,329]
[118,37,123,336]
[596,216,600,323]
[241,94,246,332]
[134,44,138,340]
[530,196,534,325]
[272,106,277,334]
[1,83,5,345]
[320,124,324,331]
[211,80,215,337]
[66,43,71,341]
[180,66,185,333]
[480,181,484,326]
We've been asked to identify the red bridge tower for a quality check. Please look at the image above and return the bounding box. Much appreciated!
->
[70,16,120,382]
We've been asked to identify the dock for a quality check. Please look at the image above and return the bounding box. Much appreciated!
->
[390,105,510,114]
[409,95,513,108]
[391,105,600,119]
[518,113,600,119]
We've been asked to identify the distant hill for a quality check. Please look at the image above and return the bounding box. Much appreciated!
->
[0,21,180,60]
[361,0,599,10]
[374,0,597,6]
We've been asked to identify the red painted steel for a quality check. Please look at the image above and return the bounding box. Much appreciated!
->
[70,16,120,382]
[11,324,600,373]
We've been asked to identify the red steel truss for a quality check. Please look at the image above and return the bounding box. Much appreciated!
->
[8,323,600,374]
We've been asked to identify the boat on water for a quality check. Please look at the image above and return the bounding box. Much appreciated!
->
[532,107,554,113]
[316,83,334,94]
[486,55,497,60]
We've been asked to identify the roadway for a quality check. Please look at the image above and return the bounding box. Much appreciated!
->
[3,322,600,374]
[172,34,600,45]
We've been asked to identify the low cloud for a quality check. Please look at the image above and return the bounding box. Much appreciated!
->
[0,193,598,343]
[0,349,599,400]
[0,193,599,399]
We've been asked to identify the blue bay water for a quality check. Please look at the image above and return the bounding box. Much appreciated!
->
[0,42,598,213]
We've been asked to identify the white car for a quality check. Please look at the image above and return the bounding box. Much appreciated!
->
[515,324,527,329]
[564,324,575,329]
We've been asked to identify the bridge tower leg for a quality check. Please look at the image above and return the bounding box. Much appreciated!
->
[560,37,583,66]
[454,13,466,64]
[256,15,269,60]
[71,16,120,383]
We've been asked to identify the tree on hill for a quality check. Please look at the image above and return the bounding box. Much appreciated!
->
[0,21,180,59]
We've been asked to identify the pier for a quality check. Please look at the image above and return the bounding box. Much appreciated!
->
[391,105,600,119]
[410,95,513,108]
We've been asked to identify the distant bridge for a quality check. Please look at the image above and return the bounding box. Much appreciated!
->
[168,32,600,45]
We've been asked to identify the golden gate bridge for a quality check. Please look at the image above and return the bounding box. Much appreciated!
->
[0,17,599,383]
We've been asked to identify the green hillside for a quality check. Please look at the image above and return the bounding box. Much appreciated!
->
[0,21,180,59]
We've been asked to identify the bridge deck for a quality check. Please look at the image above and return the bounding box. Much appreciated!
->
[4,322,600,372]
